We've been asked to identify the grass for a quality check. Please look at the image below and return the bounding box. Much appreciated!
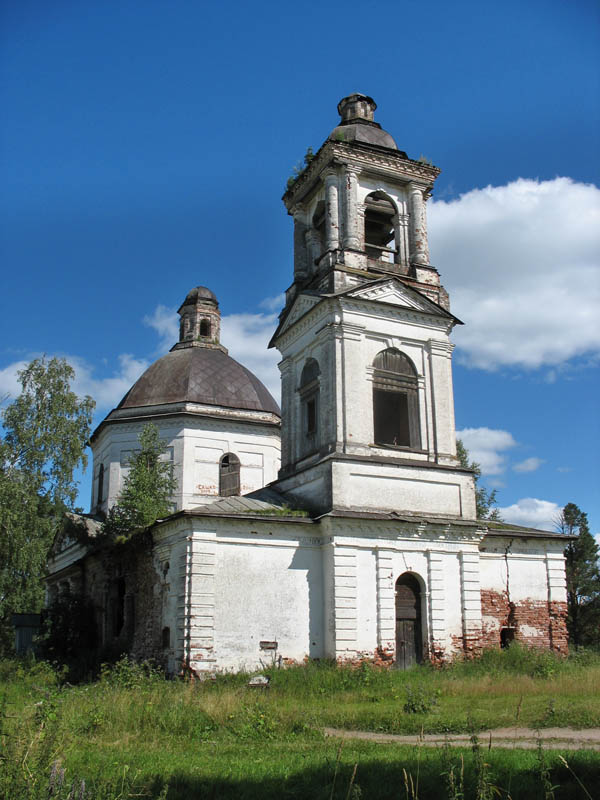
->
[1,646,599,798]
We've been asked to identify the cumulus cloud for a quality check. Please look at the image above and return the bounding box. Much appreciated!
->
[144,305,179,354]
[221,313,280,402]
[0,354,149,414]
[144,304,282,403]
[513,457,545,473]
[497,497,562,531]
[456,427,517,475]
[429,178,600,370]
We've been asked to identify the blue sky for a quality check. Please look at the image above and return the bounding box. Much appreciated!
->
[1,0,599,533]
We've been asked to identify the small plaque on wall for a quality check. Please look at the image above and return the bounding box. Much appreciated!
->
[259,640,278,651]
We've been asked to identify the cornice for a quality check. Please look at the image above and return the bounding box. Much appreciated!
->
[283,141,441,211]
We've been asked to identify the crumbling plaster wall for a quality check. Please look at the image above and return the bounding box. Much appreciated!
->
[91,415,280,515]
[479,536,568,653]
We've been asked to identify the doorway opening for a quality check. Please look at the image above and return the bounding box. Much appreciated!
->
[395,572,422,669]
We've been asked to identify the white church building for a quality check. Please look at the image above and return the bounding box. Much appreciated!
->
[47,94,569,674]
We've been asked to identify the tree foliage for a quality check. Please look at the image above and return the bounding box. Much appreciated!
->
[456,438,501,521]
[101,423,176,542]
[557,502,600,649]
[0,357,94,653]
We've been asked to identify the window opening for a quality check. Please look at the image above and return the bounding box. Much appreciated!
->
[162,626,171,649]
[373,349,420,449]
[500,627,515,649]
[219,453,240,497]
[364,192,396,262]
[299,359,320,453]
[97,464,104,506]
[199,319,211,337]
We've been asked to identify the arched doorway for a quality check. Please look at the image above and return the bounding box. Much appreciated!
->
[395,573,422,669]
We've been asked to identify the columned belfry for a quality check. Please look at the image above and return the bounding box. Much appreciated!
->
[271,93,475,519]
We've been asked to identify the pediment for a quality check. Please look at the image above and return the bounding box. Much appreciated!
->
[272,293,322,340]
[347,279,447,316]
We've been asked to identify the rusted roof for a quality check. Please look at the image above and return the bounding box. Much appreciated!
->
[117,346,280,415]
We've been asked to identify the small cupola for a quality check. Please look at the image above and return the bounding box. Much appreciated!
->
[173,286,226,352]
[337,93,377,123]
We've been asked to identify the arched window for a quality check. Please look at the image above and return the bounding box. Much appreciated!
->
[219,453,240,497]
[372,349,420,449]
[97,464,105,507]
[364,191,396,262]
[299,358,320,451]
[199,319,211,337]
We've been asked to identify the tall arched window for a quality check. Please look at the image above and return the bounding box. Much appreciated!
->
[372,349,420,449]
[97,463,105,507]
[299,358,320,452]
[219,453,240,497]
[364,191,396,262]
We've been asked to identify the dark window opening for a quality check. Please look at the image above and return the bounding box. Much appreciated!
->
[110,578,126,638]
[306,397,317,435]
[162,626,171,649]
[97,464,104,506]
[179,319,185,340]
[374,390,410,446]
[364,192,396,262]
[500,628,515,649]
[200,319,211,337]
[299,359,320,452]
[219,453,240,497]
[373,349,420,449]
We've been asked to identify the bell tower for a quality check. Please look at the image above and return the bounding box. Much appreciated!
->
[271,94,476,520]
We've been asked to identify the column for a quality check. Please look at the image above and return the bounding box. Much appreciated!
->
[305,229,322,266]
[293,207,309,279]
[343,167,360,249]
[427,551,446,661]
[324,170,340,250]
[459,552,482,654]
[392,212,410,269]
[409,183,428,265]
[278,357,293,471]
[333,546,358,660]
[376,549,395,655]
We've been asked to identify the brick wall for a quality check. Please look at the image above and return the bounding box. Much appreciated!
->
[480,589,568,654]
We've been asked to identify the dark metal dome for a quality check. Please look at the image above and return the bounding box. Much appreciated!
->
[179,286,218,309]
[329,92,398,150]
[117,347,280,415]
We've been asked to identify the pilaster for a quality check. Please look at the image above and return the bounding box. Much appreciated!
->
[459,551,482,653]
[376,549,395,653]
[178,532,217,674]
[333,546,358,659]
[325,169,340,250]
[427,551,446,659]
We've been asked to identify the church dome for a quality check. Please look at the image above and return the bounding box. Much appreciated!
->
[179,285,217,310]
[117,346,280,415]
[329,93,398,150]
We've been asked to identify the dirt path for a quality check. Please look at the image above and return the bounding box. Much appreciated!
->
[324,727,600,751]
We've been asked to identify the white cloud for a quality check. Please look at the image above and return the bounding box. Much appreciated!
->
[497,497,562,532]
[221,313,280,402]
[0,354,149,415]
[513,457,545,473]
[456,427,517,475]
[144,305,179,354]
[259,293,285,312]
[429,178,600,370]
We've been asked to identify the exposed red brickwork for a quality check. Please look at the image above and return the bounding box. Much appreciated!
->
[480,589,568,654]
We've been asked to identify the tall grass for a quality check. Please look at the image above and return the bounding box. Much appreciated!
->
[1,648,599,799]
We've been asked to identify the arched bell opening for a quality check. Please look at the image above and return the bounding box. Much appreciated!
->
[395,572,423,669]
[364,191,396,263]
